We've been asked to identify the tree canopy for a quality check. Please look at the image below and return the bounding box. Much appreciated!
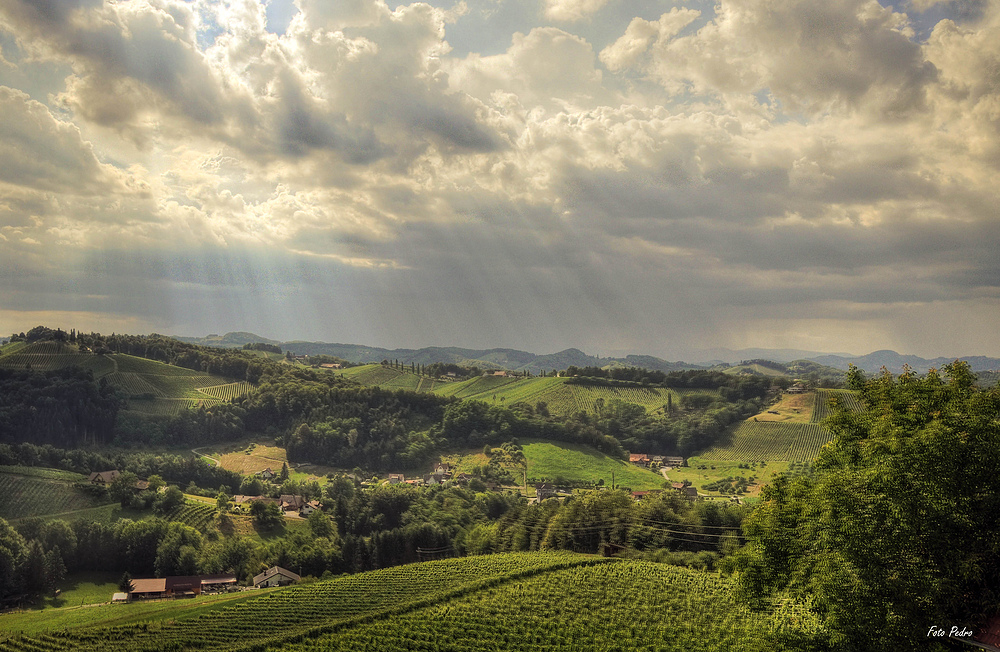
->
[730,362,1000,650]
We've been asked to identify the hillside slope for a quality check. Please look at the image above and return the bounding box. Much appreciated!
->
[0,553,824,652]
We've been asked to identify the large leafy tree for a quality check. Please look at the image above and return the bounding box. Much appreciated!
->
[730,362,1000,650]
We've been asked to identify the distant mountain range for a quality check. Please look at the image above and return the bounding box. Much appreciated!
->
[175,333,703,374]
[175,333,1000,376]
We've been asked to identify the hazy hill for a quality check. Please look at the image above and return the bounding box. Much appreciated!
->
[809,350,1000,374]
[176,334,702,374]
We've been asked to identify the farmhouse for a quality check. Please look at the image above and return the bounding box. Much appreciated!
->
[628,454,650,467]
[253,566,300,588]
[663,456,685,468]
[535,483,557,501]
[492,370,508,377]
[128,574,237,601]
[787,383,808,394]
[319,363,342,369]
[88,470,120,485]
[300,500,321,516]
[433,462,452,475]
[279,495,306,512]
[387,473,405,484]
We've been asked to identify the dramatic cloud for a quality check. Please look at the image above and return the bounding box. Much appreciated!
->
[1,0,999,359]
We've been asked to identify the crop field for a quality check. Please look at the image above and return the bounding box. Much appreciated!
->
[522,440,666,490]
[111,354,203,375]
[163,501,217,530]
[0,552,606,652]
[0,469,112,520]
[700,421,832,462]
[122,398,205,416]
[749,391,815,423]
[282,561,824,652]
[219,444,288,475]
[432,374,525,399]
[198,382,255,401]
[567,384,677,414]
[339,364,407,385]
[811,389,864,423]
[104,372,165,396]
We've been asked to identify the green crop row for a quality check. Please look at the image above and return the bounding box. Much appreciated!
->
[701,421,832,462]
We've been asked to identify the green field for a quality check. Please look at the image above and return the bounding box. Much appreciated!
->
[442,439,666,490]
[281,561,823,652]
[0,468,113,520]
[700,421,832,462]
[522,440,666,489]
[342,367,703,418]
[0,552,604,651]
[0,553,824,652]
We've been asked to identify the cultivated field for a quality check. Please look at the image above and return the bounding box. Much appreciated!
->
[811,388,864,423]
[0,553,823,652]
[0,468,113,520]
[521,440,666,490]
[700,421,832,462]
[219,443,289,476]
[748,391,815,423]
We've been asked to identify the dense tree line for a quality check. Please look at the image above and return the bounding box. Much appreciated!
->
[0,442,242,492]
[0,367,122,447]
[243,342,282,354]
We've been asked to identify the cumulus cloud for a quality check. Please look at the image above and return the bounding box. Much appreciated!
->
[0,85,120,194]
[606,0,937,119]
[543,0,614,22]
[1,0,1000,357]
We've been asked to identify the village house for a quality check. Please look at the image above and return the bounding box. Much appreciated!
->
[425,473,447,486]
[387,473,405,485]
[253,566,300,589]
[535,483,557,501]
[663,456,685,468]
[433,462,452,475]
[258,468,276,480]
[319,363,342,369]
[492,370,508,377]
[89,470,120,485]
[299,500,321,516]
[628,454,650,467]
[787,383,808,394]
[279,495,306,512]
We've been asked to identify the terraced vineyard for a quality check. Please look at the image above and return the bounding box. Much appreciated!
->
[0,342,116,376]
[811,389,864,423]
[0,553,606,652]
[432,374,525,399]
[339,364,407,385]
[0,468,112,520]
[122,398,207,416]
[199,382,255,401]
[700,421,832,462]
[282,561,825,652]
[163,501,217,530]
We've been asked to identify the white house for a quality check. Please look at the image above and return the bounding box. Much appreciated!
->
[253,566,301,588]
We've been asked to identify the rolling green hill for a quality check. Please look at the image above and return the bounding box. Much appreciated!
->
[0,467,113,520]
[0,345,255,416]
[0,553,824,651]
[342,367,698,418]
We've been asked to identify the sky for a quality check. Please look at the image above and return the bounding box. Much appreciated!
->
[1,0,999,360]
